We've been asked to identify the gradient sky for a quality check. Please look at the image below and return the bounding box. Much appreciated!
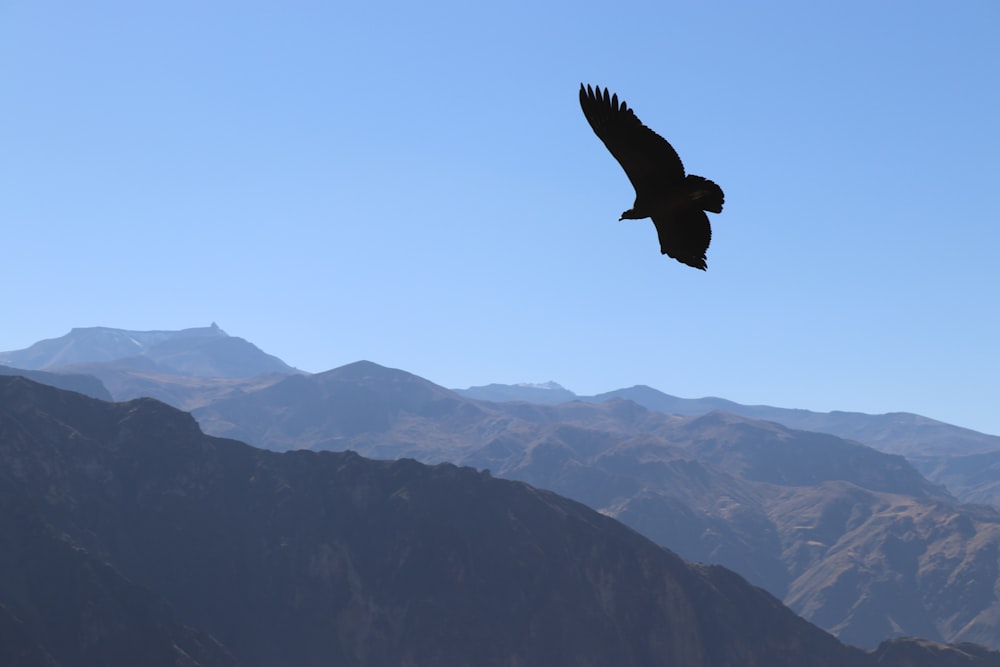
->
[2,1,998,435]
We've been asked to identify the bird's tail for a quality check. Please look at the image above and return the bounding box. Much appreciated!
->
[686,175,724,214]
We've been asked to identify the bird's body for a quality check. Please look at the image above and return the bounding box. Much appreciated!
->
[579,84,724,270]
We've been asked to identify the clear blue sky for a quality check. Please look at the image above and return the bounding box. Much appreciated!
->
[2,1,998,435]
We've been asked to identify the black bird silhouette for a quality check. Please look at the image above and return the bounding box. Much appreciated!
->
[579,84,724,270]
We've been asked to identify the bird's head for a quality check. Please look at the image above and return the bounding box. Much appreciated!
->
[619,208,642,221]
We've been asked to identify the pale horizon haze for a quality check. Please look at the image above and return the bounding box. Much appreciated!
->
[2,2,998,435]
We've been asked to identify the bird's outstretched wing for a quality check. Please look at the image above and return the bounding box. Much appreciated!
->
[652,210,712,271]
[579,84,686,194]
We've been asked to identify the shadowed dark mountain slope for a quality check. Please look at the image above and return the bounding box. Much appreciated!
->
[0,375,912,667]
[0,484,236,666]
[874,638,1000,666]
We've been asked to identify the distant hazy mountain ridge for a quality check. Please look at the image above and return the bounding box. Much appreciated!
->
[0,324,297,378]
[459,381,578,404]
[456,382,1000,458]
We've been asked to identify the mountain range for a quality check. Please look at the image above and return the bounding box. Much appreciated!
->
[458,382,1000,507]
[190,361,1000,649]
[6,326,1000,651]
[6,374,969,667]
[458,381,1000,458]
[0,323,296,386]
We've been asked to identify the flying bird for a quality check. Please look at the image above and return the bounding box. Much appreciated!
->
[579,84,724,270]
